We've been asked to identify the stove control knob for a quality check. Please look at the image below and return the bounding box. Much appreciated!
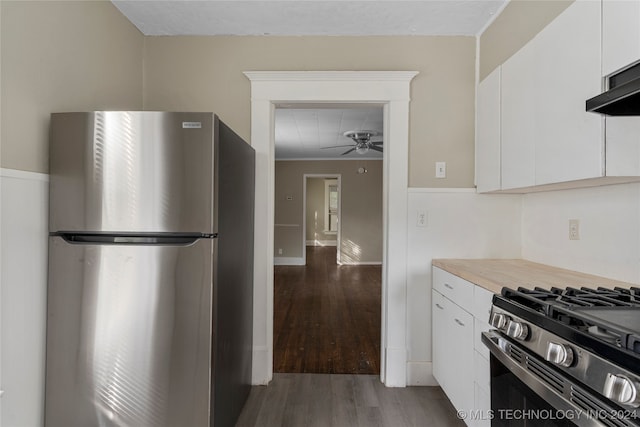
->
[505,320,529,341]
[545,342,574,367]
[603,374,640,407]
[490,312,509,330]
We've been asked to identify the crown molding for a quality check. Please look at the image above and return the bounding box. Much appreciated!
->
[243,71,419,82]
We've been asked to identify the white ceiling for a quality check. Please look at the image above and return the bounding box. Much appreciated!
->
[112,0,507,159]
[275,106,383,160]
[112,1,507,37]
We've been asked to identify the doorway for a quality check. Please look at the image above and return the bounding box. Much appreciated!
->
[304,174,341,264]
[273,164,383,374]
[245,71,417,387]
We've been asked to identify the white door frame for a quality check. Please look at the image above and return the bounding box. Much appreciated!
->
[244,71,418,387]
[302,174,342,265]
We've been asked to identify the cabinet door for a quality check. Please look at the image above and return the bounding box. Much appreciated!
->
[603,0,640,77]
[501,38,536,190]
[432,289,474,416]
[606,117,640,176]
[474,382,491,427]
[432,289,448,389]
[533,0,604,185]
[476,67,501,193]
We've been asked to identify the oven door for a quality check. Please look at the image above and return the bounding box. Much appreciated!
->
[482,331,640,427]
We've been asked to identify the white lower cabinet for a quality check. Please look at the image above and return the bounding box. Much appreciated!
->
[432,267,494,426]
[432,289,474,417]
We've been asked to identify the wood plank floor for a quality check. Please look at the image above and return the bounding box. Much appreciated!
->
[236,373,466,427]
[274,246,381,374]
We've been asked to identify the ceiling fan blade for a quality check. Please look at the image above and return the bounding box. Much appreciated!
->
[321,145,356,149]
[369,145,383,153]
[370,140,384,145]
[341,147,356,155]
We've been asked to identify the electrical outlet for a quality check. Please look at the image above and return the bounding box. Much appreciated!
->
[417,210,427,227]
[435,162,446,178]
[278,248,283,255]
[569,219,580,240]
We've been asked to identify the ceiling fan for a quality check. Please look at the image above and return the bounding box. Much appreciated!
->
[321,130,383,155]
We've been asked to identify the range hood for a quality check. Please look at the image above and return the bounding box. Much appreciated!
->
[586,61,640,115]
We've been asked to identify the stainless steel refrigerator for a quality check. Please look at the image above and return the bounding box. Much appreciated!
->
[45,112,255,427]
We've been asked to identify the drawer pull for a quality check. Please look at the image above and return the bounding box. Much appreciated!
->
[444,283,454,290]
[435,303,444,310]
[454,318,465,327]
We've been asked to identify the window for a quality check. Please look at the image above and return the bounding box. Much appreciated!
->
[324,179,338,234]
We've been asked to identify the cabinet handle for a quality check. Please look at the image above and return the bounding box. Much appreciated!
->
[435,303,444,310]
[444,283,454,290]
[454,318,465,327]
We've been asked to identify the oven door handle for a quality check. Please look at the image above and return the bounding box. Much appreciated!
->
[481,331,639,427]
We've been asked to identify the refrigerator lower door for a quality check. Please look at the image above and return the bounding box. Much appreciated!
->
[45,236,215,427]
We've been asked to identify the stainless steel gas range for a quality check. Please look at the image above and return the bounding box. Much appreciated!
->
[482,286,640,427]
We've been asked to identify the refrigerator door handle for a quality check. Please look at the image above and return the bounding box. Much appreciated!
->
[52,232,215,246]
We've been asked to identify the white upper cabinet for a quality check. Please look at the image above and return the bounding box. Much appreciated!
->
[475,0,640,193]
[533,0,603,185]
[476,66,501,193]
[501,38,536,190]
[606,117,640,176]
[602,0,640,179]
[602,0,640,77]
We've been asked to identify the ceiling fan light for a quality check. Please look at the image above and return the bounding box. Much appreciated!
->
[355,145,369,155]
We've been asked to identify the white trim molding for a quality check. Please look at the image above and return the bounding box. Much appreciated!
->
[0,168,50,182]
[245,70,418,387]
[408,187,477,194]
[338,261,382,266]
[273,257,305,266]
[305,240,337,247]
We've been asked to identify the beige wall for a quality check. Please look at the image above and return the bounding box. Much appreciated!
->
[479,0,574,81]
[275,160,382,263]
[305,178,337,243]
[0,1,144,173]
[143,36,476,188]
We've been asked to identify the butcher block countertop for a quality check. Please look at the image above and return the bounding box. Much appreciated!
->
[432,259,637,295]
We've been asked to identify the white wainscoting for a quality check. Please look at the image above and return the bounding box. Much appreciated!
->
[0,169,49,427]
[405,188,522,385]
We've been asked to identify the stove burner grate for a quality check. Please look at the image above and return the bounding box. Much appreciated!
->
[500,286,640,354]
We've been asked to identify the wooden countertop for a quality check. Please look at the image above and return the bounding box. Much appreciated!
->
[432,259,637,294]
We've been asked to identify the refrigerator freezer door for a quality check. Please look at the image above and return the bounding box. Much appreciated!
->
[45,236,215,427]
[49,112,216,234]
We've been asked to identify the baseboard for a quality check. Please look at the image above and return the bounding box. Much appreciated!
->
[1,167,49,182]
[305,240,337,247]
[338,261,382,266]
[274,257,305,266]
[251,345,271,385]
[407,361,438,386]
[383,347,407,387]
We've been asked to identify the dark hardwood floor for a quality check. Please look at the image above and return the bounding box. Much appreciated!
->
[274,246,381,374]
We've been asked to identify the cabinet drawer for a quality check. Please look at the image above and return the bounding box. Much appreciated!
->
[433,267,474,313]
[473,286,494,323]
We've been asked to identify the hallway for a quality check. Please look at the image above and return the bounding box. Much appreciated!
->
[274,246,381,374]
